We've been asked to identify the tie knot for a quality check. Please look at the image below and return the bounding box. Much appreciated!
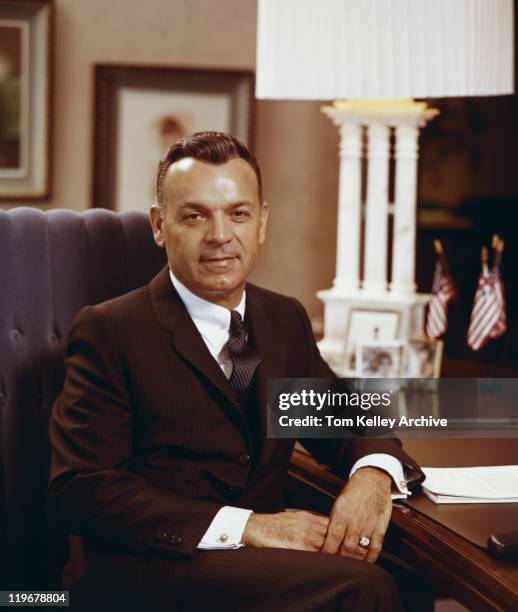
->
[227,310,247,358]
[230,310,243,333]
[225,310,261,395]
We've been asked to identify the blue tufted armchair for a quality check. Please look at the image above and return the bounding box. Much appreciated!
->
[0,207,166,589]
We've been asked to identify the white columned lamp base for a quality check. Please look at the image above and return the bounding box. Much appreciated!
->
[318,99,438,375]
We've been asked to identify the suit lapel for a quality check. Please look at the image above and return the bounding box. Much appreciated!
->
[149,267,238,408]
[148,269,286,446]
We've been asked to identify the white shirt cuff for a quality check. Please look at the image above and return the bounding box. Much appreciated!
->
[349,453,410,500]
[197,506,253,550]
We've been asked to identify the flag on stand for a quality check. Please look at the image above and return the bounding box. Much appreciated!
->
[467,243,506,351]
[489,235,507,340]
[426,241,457,339]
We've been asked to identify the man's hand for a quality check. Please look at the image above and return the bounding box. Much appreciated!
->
[321,467,392,563]
[241,510,329,552]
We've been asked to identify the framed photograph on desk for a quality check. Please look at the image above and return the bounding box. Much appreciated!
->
[344,309,400,374]
[355,340,405,378]
[405,338,443,378]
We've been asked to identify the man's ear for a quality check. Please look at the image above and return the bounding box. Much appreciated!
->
[259,201,269,245]
[150,204,165,248]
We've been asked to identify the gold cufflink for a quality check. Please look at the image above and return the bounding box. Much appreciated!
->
[218,533,229,543]
[400,480,408,490]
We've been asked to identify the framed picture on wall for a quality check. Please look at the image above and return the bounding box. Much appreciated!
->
[0,0,52,200]
[93,65,254,211]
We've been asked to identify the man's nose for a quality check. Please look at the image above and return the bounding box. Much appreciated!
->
[205,214,233,245]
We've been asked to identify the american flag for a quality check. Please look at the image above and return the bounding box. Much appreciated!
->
[426,255,457,339]
[467,255,502,351]
[489,240,507,340]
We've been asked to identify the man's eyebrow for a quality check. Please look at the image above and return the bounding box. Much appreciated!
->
[180,201,254,210]
[180,202,209,211]
[227,201,254,209]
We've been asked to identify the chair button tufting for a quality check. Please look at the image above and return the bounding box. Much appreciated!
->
[12,330,22,341]
[170,534,182,545]
[238,453,250,465]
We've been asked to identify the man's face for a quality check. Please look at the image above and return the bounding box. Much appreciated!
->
[150,157,268,308]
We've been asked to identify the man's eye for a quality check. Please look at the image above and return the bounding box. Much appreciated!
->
[233,210,250,218]
[184,213,203,221]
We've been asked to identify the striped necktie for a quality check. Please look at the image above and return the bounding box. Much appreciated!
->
[226,310,261,394]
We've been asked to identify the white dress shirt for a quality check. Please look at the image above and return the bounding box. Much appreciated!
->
[169,270,409,550]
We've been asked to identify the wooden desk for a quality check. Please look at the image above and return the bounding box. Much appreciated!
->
[288,442,518,612]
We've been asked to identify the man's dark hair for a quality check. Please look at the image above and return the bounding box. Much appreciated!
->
[155,131,263,212]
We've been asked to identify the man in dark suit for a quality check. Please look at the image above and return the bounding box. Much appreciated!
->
[49,132,422,611]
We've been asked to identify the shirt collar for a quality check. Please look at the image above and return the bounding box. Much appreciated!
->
[169,269,246,331]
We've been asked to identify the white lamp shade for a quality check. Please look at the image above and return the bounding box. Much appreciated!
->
[256,0,515,100]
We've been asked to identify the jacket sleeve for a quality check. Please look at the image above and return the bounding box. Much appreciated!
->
[291,299,424,489]
[48,305,222,559]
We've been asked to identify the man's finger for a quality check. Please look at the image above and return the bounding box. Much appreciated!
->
[321,520,345,554]
[340,524,363,557]
[315,515,330,529]
[309,530,327,551]
[365,531,384,563]
[351,550,368,560]
[345,538,368,560]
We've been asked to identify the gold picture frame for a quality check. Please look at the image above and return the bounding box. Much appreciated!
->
[92,64,254,211]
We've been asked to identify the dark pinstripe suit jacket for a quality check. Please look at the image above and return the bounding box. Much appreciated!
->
[48,266,421,609]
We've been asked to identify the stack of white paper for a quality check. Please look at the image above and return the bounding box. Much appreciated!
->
[421,465,518,504]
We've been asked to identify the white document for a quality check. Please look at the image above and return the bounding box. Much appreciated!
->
[421,465,518,504]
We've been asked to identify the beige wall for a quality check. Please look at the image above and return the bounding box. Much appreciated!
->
[3,1,516,319]
[4,0,339,320]
[254,101,338,319]
[50,0,257,211]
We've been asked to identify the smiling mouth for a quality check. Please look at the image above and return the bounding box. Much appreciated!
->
[200,256,237,270]
[201,256,236,262]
